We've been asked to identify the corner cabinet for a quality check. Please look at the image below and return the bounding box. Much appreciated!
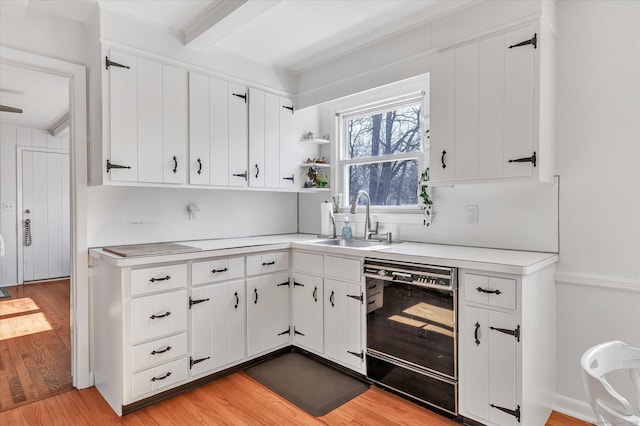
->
[430,20,555,186]
[458,265,556,426]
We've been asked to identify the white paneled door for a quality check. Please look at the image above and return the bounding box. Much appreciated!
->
[20,149,70,282]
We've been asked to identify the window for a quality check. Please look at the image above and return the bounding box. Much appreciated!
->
[339,94,425,209]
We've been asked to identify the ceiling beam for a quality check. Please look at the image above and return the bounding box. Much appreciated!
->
[184,0,281,50]
[49,113,70,137]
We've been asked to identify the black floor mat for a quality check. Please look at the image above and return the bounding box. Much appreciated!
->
[244,352,369,417]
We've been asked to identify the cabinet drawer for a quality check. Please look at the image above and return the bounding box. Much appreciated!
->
[192,257,244,285]
[131,290,188,343]
[293,251,323,275]
[131,333,188,372]
[325,256,362,283]
[465,274,516,310]
[131,264,187,296]
[367,292,383,313]
[246,252,288,276]
[131,357,189,399]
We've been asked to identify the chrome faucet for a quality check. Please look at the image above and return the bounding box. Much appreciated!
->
[350,190,379,239]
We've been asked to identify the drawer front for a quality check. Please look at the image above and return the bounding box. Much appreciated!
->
[131,290,188,343]
[246,252,289,276]
[131,264,187,296]
[292,251,323,275]
[192,257,244,285]
[366,280,383,296]
[325,256,362,283]
[131,357,189,399]
[131,333,188,371]
[367,292,383,313]
[465,274,516,310]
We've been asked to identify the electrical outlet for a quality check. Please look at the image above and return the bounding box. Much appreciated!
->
[2,202,15,211]
[466,205,479,223]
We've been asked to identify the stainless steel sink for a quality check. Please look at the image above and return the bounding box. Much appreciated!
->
[309,238,394,249]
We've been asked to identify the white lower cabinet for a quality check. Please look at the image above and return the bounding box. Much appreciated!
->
[131,357,190,399]
[246,271,291,357]
[190,279,246,377]
[324,279,364,371]
[292,272,324,353]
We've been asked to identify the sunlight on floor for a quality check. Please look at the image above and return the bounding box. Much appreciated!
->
[0,312,53,340]
[0,297,40,316]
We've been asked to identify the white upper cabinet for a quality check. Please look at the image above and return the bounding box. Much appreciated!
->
[188,72,211,185]
[228,83,249,187]
[429,21,554,186]
[279,96,297,189]
[210,78,230,186]
[106,50,187,185]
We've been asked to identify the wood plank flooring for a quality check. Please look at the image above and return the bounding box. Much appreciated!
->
[0,279,72,412]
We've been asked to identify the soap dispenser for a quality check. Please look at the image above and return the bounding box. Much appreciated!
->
[341,216,352,240]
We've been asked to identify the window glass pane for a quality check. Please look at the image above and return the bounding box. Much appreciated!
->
[347,104,422,159]
[348,159,419,207]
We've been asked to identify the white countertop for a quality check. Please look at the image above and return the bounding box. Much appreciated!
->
[90,233,558,275]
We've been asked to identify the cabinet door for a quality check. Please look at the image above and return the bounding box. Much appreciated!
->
[292,273,323,353]
[264,92,281,188]
[246,272,291,357]
[162,64,187,184]
[325,279,363,370]
[248,88,265,188]
[228,83,248,187]
[429,49,455,182]
[210,77,229,186]
[188,72,210,185]
[109,50,138,182]
[190,280,245,377]
[136,57,163,183]
[454,43,479,180]
[463,306,490,420]
[504,25,534,178]
[279,96,296,189]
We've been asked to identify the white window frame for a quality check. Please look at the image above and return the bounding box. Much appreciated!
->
[337,92,426,211]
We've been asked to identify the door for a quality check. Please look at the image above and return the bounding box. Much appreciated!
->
[21,149,70,282]
[210,77,229,186]
[324,279,363,369]
[279,97,296,189]
[246,272,290,357]
[292,273,323,353]
[429,49,455,181]
[188,72,210,185]
[162,64,188,184]
[248,87,265,188]
[228,83,248,187]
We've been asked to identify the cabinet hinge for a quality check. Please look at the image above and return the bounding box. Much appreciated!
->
[189,297,210,308]
[293,281,304,287]
[277,326,291,336]
[232,92,247,103]
[190,356,210,369]
[277,281,290,287]
[347,292,364,304]
[490,404,521,423]
[293,326,305,336]
[508,152,537,167]
[282,105,294,114]
[105,56,130,70]
[106,159,132,173]
[347,350,364,360]
[508,33,537,49]
[489,324,521,342]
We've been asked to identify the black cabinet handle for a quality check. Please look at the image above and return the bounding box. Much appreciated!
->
[313,286,318,302]
[508,151,537,167]
[197,158,202,175]
[172,156,178,174]
[106,159,131,173]
[211,267,228,274]
[282,174,294,183]
[254,288,259,304]
[234,292,239,309]
[150,312,171,319]
[330,290,335,307]
[368,300,375,305]
[262,261,275,266]
[150,371,172,382]
[441,150,447,169]
[474,321,481,346]
[254,163,260,179]
[233,171,248,181]
[476,287,502,295]
[150,275,171,283]
[150,346,172,355]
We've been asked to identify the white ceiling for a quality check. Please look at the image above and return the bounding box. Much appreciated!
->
[1,0,474,129]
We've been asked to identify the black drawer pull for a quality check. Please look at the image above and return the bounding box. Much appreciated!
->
[197,158,202,175]
[313,286,318,302]
[474,321,481,346]
[150,371,172,382]
[150,346,172,355]
[329,290,335,307]
[441,150,447,169]
[368,284,377,290]
[172,156,178,174]
[150,312,171,320]
[211,267,228,274]
[476,286,501,295]
[254,163,260,179]
[262,261,276,266]
[150,275,171,283]
[367,300,375,305]
[234,292,239,309]
[254,288,259,304]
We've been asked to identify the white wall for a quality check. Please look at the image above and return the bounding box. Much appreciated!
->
[553,0,640,419]
[0,125,70,285]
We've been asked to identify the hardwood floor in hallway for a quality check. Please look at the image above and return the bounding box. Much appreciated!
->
[0,279,72,411]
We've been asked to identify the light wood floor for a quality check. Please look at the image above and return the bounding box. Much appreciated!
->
[0,279,72,412]
[0,279,592,425]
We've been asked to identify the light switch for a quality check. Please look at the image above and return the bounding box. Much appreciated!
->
[466,205,478,223]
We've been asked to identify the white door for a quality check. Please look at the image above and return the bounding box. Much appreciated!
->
[248,87,265,188]
[188,72,210,185]
[292,273,323,353]
[429,49,456,181]
[324,279,363,368]
[279,97,296,189]
[246,272,290,357]
[136,57,163,183]
[162,64,188,184]
[210,77,229,186]
[21,150,70,282]
[228,83,248,187]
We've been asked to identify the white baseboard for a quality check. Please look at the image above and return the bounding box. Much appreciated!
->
[554,393,596,424]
